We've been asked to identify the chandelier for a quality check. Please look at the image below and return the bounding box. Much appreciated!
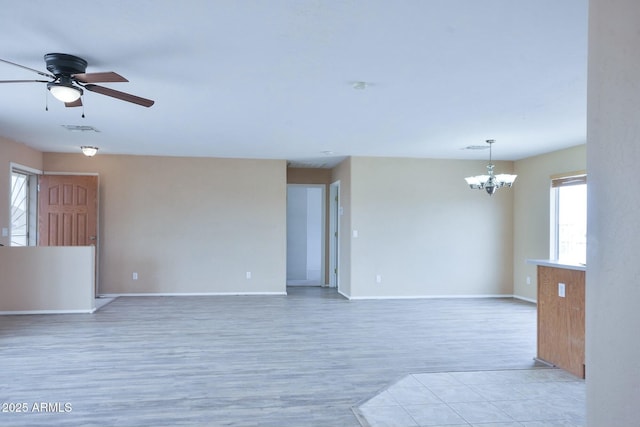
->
[464,139,517,195]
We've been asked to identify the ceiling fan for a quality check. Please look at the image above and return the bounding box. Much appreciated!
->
[0,53,154,108]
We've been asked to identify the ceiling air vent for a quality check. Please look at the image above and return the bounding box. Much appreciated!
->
[61,125,100,132]
[287,161,331,169]
[462,145,489,150]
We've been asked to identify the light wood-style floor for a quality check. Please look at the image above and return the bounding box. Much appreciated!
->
[0,287,539,426]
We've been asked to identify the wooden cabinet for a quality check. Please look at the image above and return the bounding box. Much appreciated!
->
[537,265,586,378]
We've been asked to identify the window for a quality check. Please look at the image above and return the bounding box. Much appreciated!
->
[10,168,38,246]
[551,173,587,264]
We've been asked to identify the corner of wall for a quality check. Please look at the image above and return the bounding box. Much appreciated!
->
[512,145,587,302]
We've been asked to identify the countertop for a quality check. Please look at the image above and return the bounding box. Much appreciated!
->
[526,259,586,271]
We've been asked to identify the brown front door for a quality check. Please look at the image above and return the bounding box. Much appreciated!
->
[38,175,98,246]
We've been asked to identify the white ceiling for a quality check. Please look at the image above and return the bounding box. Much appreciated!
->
[0,0,587,167]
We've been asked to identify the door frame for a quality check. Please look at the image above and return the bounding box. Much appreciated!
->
[329,180,340,290]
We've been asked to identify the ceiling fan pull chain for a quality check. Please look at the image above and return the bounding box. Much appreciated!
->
[81,98,85,118]
[45,88,48,111]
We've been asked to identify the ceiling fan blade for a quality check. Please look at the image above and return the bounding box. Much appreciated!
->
[65,98,83,108]
[0,58,55,79]
[0,79,49,83]
[85,84,154,107]
[73,72,128,83]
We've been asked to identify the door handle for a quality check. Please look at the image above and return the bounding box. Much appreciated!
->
[89,236,97,241]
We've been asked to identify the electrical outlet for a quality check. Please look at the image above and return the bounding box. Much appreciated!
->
[376,274,382,283]
[246,271,252,279]
[526,276,531,285]
[132,272,138,280]
[558,282,566,297]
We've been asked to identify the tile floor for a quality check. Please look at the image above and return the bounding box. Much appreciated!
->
[353,369,585,427]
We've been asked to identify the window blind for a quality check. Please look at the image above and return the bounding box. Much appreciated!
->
[551,171,587,188]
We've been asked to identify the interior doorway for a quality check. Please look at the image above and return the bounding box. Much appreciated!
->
[286,184,325,286]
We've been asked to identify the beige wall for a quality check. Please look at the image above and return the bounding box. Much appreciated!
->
[287,167,332,185]
[0,136,587,302]
[43,153,287,295]
[512,145,586,301]
[347,156,514,298]
[0,137,43,246]
[587,0,640,424]
[0,246,95,313]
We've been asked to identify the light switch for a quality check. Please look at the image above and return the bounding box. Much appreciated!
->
[1,227,8,237]
[558,282,566,298]
[352,230,358,238]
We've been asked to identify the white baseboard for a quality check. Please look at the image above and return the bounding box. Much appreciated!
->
[346,293,515,300]
[99,292,287,298]
[338,289,351,299]
[0,308,96,315]
[513,295,537,304]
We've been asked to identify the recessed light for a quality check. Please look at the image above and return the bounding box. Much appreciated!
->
[321,150,334,155]
[352,81,369,90]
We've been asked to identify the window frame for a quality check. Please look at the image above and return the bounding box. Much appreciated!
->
[550,171,587,263]
[9,163,42,247]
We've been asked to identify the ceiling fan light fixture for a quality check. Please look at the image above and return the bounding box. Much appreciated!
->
[48,81,83,103]
[2,53,154,107]
[80,146,99,157]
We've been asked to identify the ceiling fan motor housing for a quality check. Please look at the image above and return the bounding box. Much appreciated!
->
[44,53,87,76]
